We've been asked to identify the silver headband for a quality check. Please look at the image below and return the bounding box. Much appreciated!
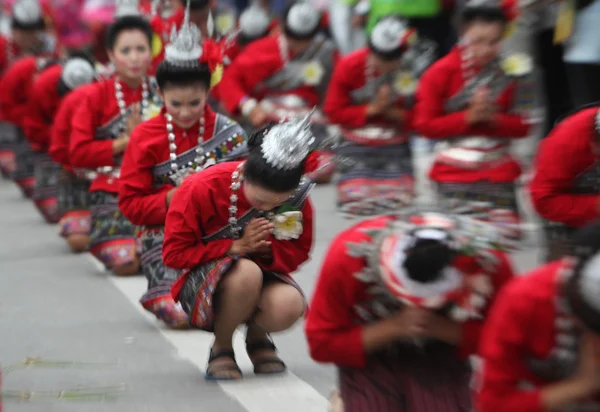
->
[164,0,203,67]
[13,0,41,25]
[286,2,320,36]
[261,110,316,171]
[62,58,96,90]
[239,4,270,38]
[370,18,408,53]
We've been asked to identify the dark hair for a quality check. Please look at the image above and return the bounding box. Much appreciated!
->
[155,61,211,90]
[105,15,153,51]
[565,221,600,333]
[11,16,45,31]
[243,123,305,193]
[282,1,321,41]
[189,0,210,10]
[461,6,508,27]
[403,237,456,283]
[66,50,96,67]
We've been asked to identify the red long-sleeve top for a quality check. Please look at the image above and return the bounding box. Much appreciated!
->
[305,215,515,369]
[0,56,57,132]
[529,108,599,228]
[70,76,148,194]
[49,84,94,171]
[414,47,530,183]
[323,48,413,131]
[23,64,63,152]
[219,35,334,115]
[163,161,314,273]
[118,107,217,227]
[0,36,20,79]
[476,262,600,412]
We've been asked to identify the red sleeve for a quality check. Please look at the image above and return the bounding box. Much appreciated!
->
[459,251,516,358]
[305,232,368,368]
[162,174,234,269]
[24,77,54,150]
[259,198,314,274]
[323,60,368,128]
[118,127,174,226]
[69,89,115,169]
[218,39,281,115]
[476,279,543,412]
[0,61,31,128]
[49,96,73,166]
[530,113,599,227]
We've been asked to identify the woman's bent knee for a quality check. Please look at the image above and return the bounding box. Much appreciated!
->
[221,258,263,294]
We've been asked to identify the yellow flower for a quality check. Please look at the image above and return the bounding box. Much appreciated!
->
[501,53,533,77]
[394,72,416,95]
[144,103,162,121]
[303,61,324,86]
[152,33,163,58]
[210,64,224,89]
[216,13,235,35]
[273,211,303,240]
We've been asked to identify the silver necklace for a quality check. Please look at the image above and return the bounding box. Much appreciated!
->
[166,112,205,171]
[228,163,244,239]
[277,34,290,65]
[114,76,150,129]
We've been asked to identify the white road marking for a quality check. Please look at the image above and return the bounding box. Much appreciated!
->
[85,254,330,412]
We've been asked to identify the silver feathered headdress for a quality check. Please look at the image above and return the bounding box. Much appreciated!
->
[239,2,270,38]
[115,0,140,17]
[285,1,320,37]
[12,0,41,25]
[164,0,203,67]
[261,110,316,171]
[61,58,96,89]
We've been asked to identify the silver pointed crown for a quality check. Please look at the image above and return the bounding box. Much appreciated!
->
[261,110,316,171]
[286,1,320,36]
[370,17,408,53]
[62,58,95,89]
[115,0,140,17]
[239,3,270,38]
[165,0,203,67]
[12,0,41,25]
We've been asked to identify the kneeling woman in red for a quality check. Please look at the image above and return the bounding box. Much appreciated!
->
[476,221,600,412]
[163,116,315,381]
[305,212,516,411]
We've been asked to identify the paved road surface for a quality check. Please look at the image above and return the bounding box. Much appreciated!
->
[0,148,543,412]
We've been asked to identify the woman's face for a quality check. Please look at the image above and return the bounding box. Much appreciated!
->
[108,29,151,82]
[462,21,505,67]
[243,182,295,211]
[160,84,207,129]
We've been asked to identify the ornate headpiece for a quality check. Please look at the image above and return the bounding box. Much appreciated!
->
[12,0,41,25]
[464,0,516,20]
[61,58,96,90]
[285,1,320,37]
[164,0,203,67]
[115,0,140,17]
[261,111,316,171]
[239,3,270,38]
[369,17,416,54]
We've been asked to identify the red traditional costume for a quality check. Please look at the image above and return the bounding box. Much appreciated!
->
[164,160,314,330]
[530,108,600,261]
[50,84,95,239]
[476,259,600,411]
[218,2,338,180]
[414,7,532,227]
[305,212,516,411]
[323,18,436,217]
[0,55,58,196]
[70,75,160,269]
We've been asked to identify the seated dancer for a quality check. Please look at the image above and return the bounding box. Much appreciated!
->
[0,0,58,180]
[414,0,531,229]
[50,83,96,253]
[163,116,315,380]
[530,107,600,261]
[476,221,600,412]
[26,55,96,224]
[119,2,247,328]
[324,17,436,217]
[305,211,517,411]
[70,12,157,276]
[218,0,338,182]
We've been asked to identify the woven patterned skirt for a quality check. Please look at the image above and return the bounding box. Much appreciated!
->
[436,181,520,237]
[11,140,36,197]
[338,341,472,412]
[543,222,576,262]
[335,143,414,217]
[32,152,61,224]
[89,191,139,269]
[175,256,303,332]
[0,121,20,178]
[57,169,92,237]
